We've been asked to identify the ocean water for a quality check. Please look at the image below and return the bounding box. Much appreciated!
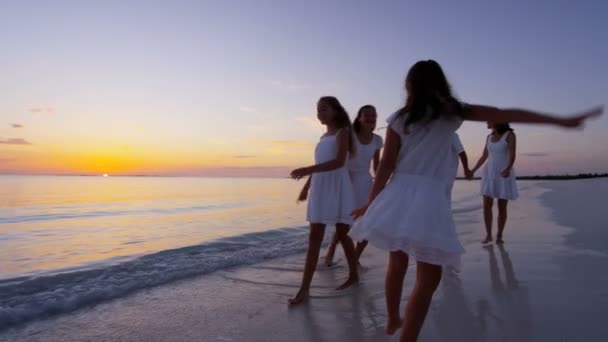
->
[0,175,481,329]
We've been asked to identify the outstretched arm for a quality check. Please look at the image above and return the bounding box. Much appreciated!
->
[463,105,602,127]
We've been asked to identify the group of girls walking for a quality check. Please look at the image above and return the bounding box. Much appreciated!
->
[288,60,602,342]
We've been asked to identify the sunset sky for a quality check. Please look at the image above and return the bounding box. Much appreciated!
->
[1,0,606,177]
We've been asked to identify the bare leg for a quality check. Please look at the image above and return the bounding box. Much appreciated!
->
[385,251,409,335]
[496,199,508,244]
[355,240,369,263]
[400,262,442,342]
[482,196,494,243]
[324,232,339,266]
[334,223,359,290]
[289,223,325,305]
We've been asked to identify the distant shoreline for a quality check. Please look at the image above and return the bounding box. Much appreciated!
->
[1,173,607,180]
[456,173,608,181]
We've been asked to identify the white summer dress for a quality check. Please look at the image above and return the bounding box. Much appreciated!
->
[349,112,466,269]
[480,131,519,200]
[306,132,356,225]
[348,134,383,208]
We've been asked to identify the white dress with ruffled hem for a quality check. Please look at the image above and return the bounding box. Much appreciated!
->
[349,112,465,269]
[306,133,355,226]
[480,132,519,200]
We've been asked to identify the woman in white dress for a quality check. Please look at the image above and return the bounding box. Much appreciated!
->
[324,105,383,266]
[470,122,517,244]
[289,96,359,305]
[349,60,602,341]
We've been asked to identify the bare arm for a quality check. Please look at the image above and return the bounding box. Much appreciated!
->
[302,176,311,190]
[506,133,516,170]
[471,144,489,174]
[297,176,312,202]
[459,151,469,173]
[372,149,381,176]
[290,129,350,179]
[501,133,517,177]
[463,105,603,127]
[362,127,401,209]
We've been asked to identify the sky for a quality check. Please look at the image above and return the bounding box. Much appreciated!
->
[0,0,606,177]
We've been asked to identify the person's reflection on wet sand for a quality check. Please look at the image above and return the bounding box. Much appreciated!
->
[481,245,533,341]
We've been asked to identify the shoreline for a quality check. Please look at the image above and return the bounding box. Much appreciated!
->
[1,180,607,341]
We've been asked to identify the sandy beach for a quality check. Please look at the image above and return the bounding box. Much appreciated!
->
[1,179,607,342]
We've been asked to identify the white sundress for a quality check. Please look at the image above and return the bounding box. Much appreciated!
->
[306,133,355,225]
[349,111,466,269]
[480,132,519,200]
[348,134,383,208]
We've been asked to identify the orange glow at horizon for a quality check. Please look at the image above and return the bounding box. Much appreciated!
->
[0,138,315,175]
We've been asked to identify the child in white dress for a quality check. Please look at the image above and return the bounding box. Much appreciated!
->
[290,96,359,305]
[471,123,518,244]
[349,60,602,341]
[324,104,383,266]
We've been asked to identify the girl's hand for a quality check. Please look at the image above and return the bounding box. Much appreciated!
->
[501,168,511,178]
[559,106,603,128]
[351,204,370,220]
[290,167,311,180]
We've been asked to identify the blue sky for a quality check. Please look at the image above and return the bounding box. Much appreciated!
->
[0,0,606,176]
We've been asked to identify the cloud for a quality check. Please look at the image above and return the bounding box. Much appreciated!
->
[29,107,54,114]
[239,106,257,113]
[522,152,551,157]
[233,155,256,159]
[270,80,310,91]
[11,123,23,128]
[0,138,32,145]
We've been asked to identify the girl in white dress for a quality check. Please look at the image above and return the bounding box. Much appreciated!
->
[349,60,602,341]
[324,105,383,266]
[471,123,517,244]
[289,96,359,305]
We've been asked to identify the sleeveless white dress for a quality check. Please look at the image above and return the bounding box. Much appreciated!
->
[348,134,383,208]
[480,132,519,200]
[350,111,466,269]
[306,133,355,225]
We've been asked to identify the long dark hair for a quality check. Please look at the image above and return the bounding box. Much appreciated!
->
[494,123,513,134]
[397,60,463,131]
[319,96,356,156]
[353,104,376,133]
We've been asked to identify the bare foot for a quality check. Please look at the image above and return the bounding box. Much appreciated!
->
[335,275,359,290]
[496,237,504,244]
[384,317,403,335]
[481,236,493,244]
[288,289,309,306]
